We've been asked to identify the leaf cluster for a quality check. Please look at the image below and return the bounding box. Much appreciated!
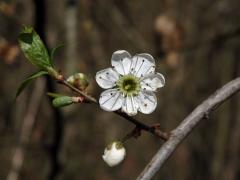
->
[16,26,62,99]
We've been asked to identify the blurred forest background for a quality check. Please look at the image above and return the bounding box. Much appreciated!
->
[0,0,240,180]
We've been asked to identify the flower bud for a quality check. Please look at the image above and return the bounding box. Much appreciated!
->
[67,73,89,90]
[102,141,126,167]
[52,96,74,107]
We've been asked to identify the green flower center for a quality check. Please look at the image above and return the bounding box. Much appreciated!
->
[117,74,141,96]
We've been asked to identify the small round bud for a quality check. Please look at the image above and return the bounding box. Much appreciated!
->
[67,73,89,90]
[102,141,126,167]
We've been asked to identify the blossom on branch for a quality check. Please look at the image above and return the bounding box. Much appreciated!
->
[96,50,165,116]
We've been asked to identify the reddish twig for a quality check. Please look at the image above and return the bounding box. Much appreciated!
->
[56,76,168,141]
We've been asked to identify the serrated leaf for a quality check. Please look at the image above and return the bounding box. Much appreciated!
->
[15,71,48,99]
[50,44,64,67]
[52,96,74,107]
[18,26,52,70]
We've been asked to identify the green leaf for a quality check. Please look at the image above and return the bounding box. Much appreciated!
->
[15,71,48,99]
[18,26,52,70]
[50,44,64,66]
[52,96,74,107]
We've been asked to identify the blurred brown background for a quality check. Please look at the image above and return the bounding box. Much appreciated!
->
[0,0,240,180]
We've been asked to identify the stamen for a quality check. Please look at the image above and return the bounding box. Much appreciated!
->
[116,74,141,96]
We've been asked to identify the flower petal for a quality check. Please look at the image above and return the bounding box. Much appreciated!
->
[121,95,138,116]
[131,53,155,77]
[96,68,119,89]
[140,73,165,91]
[99,89,123,111]
[111,50,132,75]
[137,91,157,114]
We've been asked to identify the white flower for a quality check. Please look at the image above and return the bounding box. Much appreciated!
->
[102,141,126,167]
[96,50,165,116]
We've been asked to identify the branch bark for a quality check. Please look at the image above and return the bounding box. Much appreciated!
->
[137,77,240,180]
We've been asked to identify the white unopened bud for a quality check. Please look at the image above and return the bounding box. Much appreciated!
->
[102,141,126,167]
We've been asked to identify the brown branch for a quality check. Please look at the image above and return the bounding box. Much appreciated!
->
[121,123,170,143]
[137,77,240,180]
[57,78,168,141]
[122,126,142,142]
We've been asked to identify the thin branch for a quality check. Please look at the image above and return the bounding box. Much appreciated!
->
[58,79,169,140]
[6,79,45,180]
[122,126,142,142]
[59,80,97,103]
[137,77,240,180]
[121,124,169,143]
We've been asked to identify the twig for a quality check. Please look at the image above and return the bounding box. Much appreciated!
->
[58,79,169,140]
[121,124,169,143]
[6,79,45,180]
[137,77,240,180]
[59,79,97,103]
[122,126,142,142]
